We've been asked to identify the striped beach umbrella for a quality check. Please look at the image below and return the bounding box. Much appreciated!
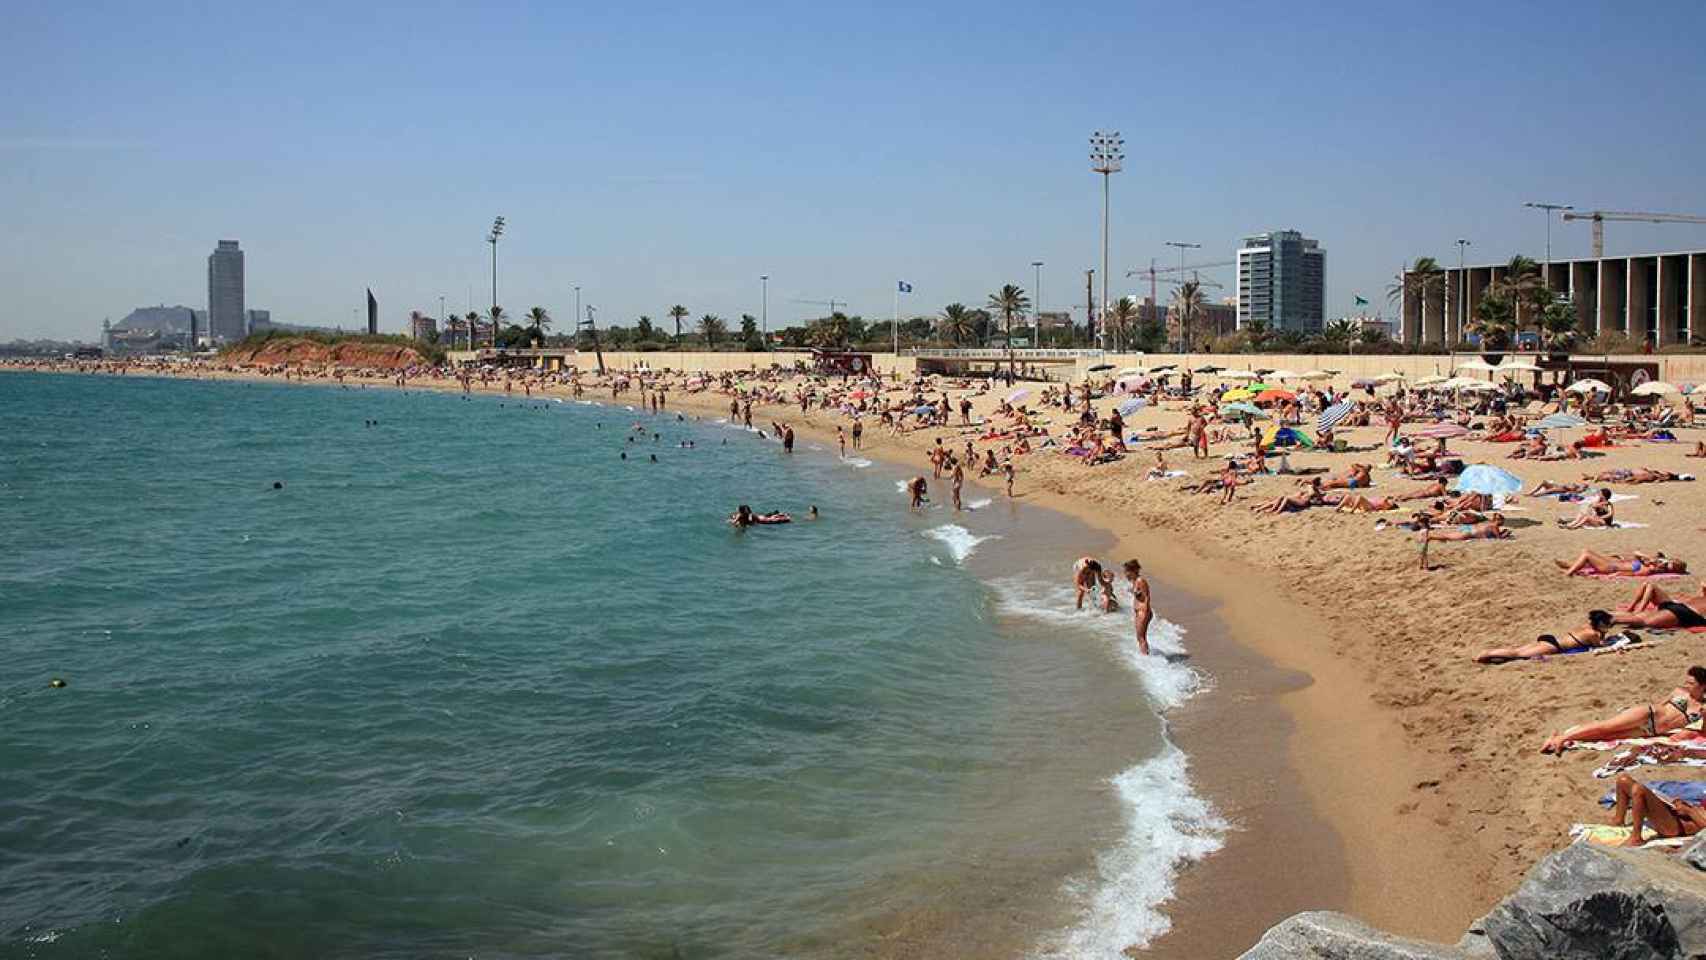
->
[1317,400,1355,432]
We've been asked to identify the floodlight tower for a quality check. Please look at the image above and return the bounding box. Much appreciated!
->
[1090,132,1124,350]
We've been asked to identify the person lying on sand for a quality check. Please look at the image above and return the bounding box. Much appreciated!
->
[1611,581,1706,630]
[1252,477,1324,515]
[1530,480,1589,497]
[1391,480,1449,502]
[1422,514,1511,541]
[1329,493,1401,513]
[1474,610,1625,663]
[1301,463,1372,491]
[1541,666,1706,754]
[1586,468,1692,484]
[1606,775,1706,847]
[1556,550,1686,577]
[1557,489,1615,529]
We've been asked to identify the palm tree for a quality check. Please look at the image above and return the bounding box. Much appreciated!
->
[938,303,975,345]
[1322,317,1357,353]
[1169,281,1207,352]
[1387,257,1444,343]
[699,314,725,348]
[1243,318,1272,352]
[1540,297,1579,353]
[1106,297,1138,349]
[668,305,689,350]
[485,305,508,348]
[1493,255,1548,337]
[985,285,1031,346]
[1469,289,1516,351]
[524,306,552,346]
[463,311,481,350]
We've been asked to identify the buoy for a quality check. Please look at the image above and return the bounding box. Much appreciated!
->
[272,481,283,489]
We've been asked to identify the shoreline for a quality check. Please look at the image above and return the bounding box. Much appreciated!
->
[4,365,1446,955]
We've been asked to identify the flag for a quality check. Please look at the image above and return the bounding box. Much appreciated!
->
[897,281,913,293]
[1354,295,1369,306]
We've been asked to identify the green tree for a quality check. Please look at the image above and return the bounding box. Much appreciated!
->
[463,311,481,350]
[1322,317,1356,352]
[1469,289,1516,350]
[524,306,552,346]
[699,314,726,348]
[1106,297,1138,349]
[1492,255,1550,335]
[1540,298,1579,352]
[938,303,976,345]
[985,284,1031,348]
[1243,318,1272,352]
[1357,325,1389,347]
[739,314,760,350]
[636,316,655,341]
[485,305,508,348]
[807,313,851,348]
[668,305,689,347]
[1169,281,1207,351]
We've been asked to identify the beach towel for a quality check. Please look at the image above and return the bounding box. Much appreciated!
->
[1569,823,1693,848]
[1595,746,1706,779]
[1146,470,1188,481]
[1584,572,1684,581]
[1599,780,1706,807]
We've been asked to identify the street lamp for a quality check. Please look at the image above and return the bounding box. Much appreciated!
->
[1165,241,1201,352]
[573,285,582,343]
[760,275,769,350]
[486,215,505,348]
[1523,202,1572,268]
[1090,131,1124,351]
[1031,261,1043,347]
[1455,238,1471,342]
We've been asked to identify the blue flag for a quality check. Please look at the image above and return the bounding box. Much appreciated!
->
[897,281,913,293]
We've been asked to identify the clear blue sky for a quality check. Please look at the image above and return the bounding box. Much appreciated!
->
[5,0,1705,340]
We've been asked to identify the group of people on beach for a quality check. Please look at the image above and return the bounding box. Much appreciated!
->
[1073,556,1154,656]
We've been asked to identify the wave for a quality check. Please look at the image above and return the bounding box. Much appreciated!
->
[990,577,1226,956]
[922,524,998,564]
[841,457,873,469]
[965,497,992,510]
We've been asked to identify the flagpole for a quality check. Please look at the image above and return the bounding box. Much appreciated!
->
[893,284,900,357]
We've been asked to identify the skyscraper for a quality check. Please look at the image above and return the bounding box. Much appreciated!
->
[207,240,245,342]
[1237,230,1325,332]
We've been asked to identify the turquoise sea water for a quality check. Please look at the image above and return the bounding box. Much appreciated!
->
[0,373,1221,959]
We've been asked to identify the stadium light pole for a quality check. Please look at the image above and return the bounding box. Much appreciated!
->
[486,215,505,348]
[1090,131,1123,352]
[1523,202,1571,268]
[1455,238,1471,342]
[1165,241,1201,352]
[573,285,582,343]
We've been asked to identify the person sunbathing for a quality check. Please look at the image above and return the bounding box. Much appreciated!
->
[1391,479,1448,502]
[1689,441,1706,459]
[1445,491,1495,512]
[1422,514,1511,541]
[1606,775,1706,847]
[1541,666,1706,753]
[1304,463,1372,491]
[1530,480,1588,497]
[1329,493,1400,513]
[1506,435,1548,460]
[1557,550,1686,577]
[1474,610,1622,663]
[1611,581,1706,630]
[1252,477,1323,515]
[1586,468,1691,484]
[1557,489,1615,529]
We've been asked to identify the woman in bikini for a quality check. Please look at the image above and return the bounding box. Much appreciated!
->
[1606,774,1706,847]
[1541,666,1706,753]
[1611,581,1706,630]
[1123,559,1152,655]
[1473,610,1622,663]
[1073,558,1112,612]
[1556,550,1686,577]
[1253,477,1324,515]
[1422,514,1512,542]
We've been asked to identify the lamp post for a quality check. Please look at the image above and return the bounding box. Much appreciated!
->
[1031,260,1043,347]
[574,285,582,343]
[1166,241,1201,352]
[486,215,505,348]
[760,275,769,351]
[1523,202,1572,269]
[1455,238,1471,342]
[1090,131,1123,351]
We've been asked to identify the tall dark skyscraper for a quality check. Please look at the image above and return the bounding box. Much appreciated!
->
[1237,229,1326,333]
[207,240,245,342]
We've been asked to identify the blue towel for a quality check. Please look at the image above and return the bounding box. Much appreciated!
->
[1600,780,1706,807]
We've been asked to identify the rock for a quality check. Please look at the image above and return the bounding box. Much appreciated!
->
[1473,843,1706,957]
[1684,835,1706,873]
[1236,911,1471,959]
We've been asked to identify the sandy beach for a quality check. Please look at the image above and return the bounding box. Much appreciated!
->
[17,354,1706,954]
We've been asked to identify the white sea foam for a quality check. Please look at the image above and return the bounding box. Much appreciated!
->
[965,497,993,510]
[923,524,998,564]
[841,457,874,468]
[991,576,1227,957]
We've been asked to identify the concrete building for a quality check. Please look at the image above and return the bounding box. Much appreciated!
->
[410,313,438,341]
[207,240,245,342]
[1402,248,1706,347]
[1237,230,1326,333]
[246,309,271,332]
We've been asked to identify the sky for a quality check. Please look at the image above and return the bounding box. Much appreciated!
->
[4,0,1706,341]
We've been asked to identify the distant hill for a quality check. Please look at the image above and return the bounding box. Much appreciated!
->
[221,331,440,369]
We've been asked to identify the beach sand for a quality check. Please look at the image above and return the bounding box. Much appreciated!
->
[20,359,1706,954]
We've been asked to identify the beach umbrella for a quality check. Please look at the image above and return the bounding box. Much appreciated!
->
[1296,370,1334,381]
[1219,401,1267,419]
[1117,397,1147,417]
[1219,369,1259,381]
[1567,378,1612,394]
[1632,381,1680,396]
[1535,412,1587,430]
[1454,358,1499,374]
[1414,423,1468,439]
[1088,363,1114,372]
[1255,388,1296,404]
[1260,424,1315,448]
[1497,359,1540,373]
[1194,365,1223,374]
[1149,364,1178,373]
[1006,388,1031,404]
[1220,388,1255,402]
[1317,400,1355,431]
[1452,464,1522,496]
[1458,380,1499,392]
[1374,372,1407,384]
[1268,369,1301,381]
[1117,366,1147,376]
[1412,374,1448,387]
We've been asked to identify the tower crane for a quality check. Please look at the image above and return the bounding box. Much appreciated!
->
[1126,259,1234,304]
[1560,210,1706,258]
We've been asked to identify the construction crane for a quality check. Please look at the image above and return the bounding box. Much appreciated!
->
[1560,210,1706,258]
[1126,259,1234,304]
[788,297,846,317]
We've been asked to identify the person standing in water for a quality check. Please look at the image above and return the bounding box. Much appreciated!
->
[951,459,964,511]
[1123,559,1152,655]
[851,417,864,450]
[907,476,928,510]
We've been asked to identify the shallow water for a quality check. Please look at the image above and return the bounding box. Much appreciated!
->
[0,373,1222,959]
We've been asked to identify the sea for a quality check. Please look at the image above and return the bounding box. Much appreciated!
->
[0,372,1225,960]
